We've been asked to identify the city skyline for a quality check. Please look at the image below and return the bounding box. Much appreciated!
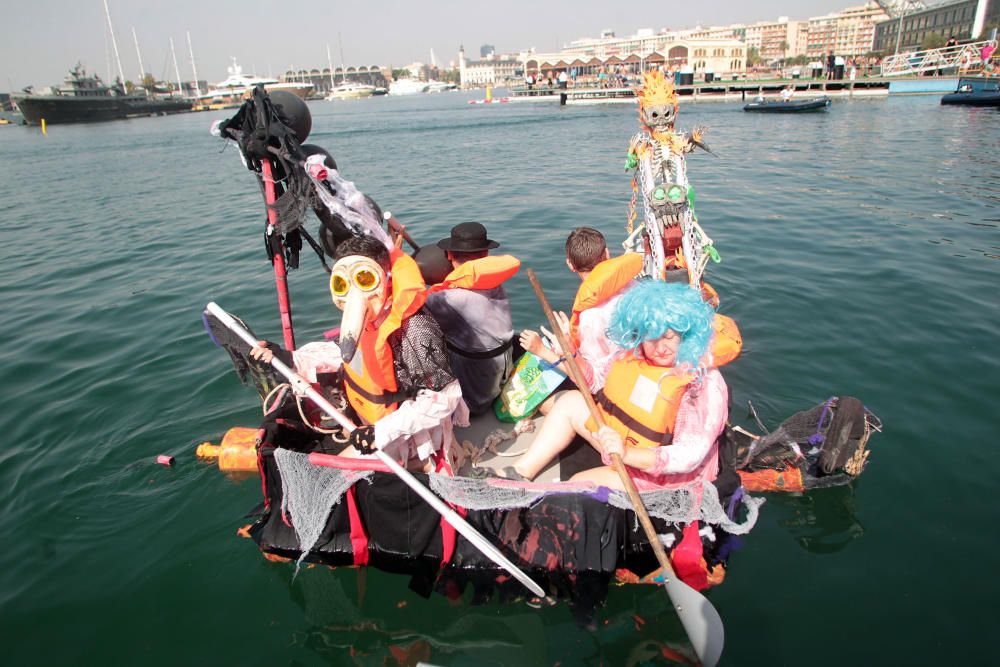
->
[3,0,864,89]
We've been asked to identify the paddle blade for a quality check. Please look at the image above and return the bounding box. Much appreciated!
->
[665,576,725,667]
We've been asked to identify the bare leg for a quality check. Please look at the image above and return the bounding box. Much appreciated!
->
[514,391,598,479]
[570,465,625,490]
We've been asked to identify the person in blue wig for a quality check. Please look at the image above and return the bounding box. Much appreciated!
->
[504,281,741,490]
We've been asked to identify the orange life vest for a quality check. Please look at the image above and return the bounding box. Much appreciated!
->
[570,253,644,347]
[710,314,742,367]
[342,249,427,424]
[586,313,741,448]
[591,353,692,449]
[425,255,521,294]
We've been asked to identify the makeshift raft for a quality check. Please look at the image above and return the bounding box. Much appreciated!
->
[201,84,881,605]
[200,338,879,603]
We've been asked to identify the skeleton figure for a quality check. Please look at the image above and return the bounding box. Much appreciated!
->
[625,70,717,286]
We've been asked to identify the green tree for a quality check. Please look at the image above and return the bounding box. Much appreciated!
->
[747,46,762,67]
[391,68,410,81]
[778,40,789,64]
[141,73,156,91]
[921,32,945,50]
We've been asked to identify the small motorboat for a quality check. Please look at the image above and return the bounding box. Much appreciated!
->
[743,96,831,112]
[941,90,1000,106]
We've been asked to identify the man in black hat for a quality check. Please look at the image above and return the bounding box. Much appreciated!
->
[424,222,521,415]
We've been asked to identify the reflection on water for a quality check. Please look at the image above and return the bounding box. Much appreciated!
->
[775,485,865,555]
[285,566,700,665]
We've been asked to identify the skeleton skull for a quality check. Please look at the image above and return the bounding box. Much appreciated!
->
[641,102,677,133]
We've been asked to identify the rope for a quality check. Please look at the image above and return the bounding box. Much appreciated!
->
[261,382,349,441]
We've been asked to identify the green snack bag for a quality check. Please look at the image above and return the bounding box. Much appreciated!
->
[494,352,567,422]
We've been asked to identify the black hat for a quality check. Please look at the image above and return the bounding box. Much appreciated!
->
[436,222,499,253]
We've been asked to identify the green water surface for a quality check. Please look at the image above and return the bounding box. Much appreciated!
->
[1,91,997,665]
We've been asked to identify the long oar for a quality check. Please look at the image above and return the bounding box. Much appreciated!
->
[205,301,546,599]
[525,269,723,667]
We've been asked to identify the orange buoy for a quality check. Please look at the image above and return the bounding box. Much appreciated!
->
[196,426,260,472]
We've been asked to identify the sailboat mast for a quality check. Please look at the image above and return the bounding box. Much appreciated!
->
[187,31,201,96]
[326,44,336,89]
[131,27,146,85]
[169,37,185,98]
[338,32,346,84]
[102,0,127,86]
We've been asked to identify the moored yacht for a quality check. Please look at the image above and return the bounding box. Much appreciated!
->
[388,79,429,95]
[325,82,376,100]
[195,59,313,109]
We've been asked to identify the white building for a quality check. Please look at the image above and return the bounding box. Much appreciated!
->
[458,47,521,87]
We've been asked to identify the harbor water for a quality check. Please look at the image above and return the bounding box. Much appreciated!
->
[1,91,997,665]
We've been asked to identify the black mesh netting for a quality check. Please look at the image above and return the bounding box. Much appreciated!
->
[389,309,456,396]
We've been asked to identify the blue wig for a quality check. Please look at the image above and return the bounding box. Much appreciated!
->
[607,281,716,368]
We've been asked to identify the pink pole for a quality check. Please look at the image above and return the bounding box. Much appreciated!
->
[260,160,296,351]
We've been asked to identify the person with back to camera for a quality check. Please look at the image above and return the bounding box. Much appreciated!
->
[519,227,644,399]
[423,222,520,416]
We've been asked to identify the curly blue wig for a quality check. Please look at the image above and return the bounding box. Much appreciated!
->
[607,281,716,368]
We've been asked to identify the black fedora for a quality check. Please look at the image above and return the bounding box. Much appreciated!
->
[437,222,499,253]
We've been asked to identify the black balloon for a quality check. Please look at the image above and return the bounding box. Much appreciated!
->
[412,245,452,285]
[269,90,311,142]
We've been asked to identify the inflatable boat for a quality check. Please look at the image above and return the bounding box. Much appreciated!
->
[743,97,831,112]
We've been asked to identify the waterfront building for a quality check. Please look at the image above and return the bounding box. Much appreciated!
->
[806,2,891,58]
[873,0,999,53]
[280,65,388,96]
[536,27,745,78]
[458,46,521,87]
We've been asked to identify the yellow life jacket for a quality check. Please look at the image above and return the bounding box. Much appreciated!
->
[342,250,427,424]
[425,255,520,294]
[591,353,692,449]
[570,253,644,347]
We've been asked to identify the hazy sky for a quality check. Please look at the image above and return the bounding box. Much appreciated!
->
[2,0,855,89]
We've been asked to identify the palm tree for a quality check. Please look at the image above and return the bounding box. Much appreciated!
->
[779,40,789,67]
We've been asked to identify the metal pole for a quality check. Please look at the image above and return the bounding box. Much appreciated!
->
[894,13,904,55]
[187,31,201,96]
[326,44,335,91]
[102,0,127,87]
[131,27,146,85]
[169,37,184,98]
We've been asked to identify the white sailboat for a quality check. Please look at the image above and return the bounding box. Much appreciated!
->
[325,35,374,101]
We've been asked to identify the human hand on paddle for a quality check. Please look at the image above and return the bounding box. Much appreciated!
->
[250,340,274,363]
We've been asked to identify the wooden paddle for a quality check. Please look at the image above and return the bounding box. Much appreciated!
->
[526,269,724,667]
[205,302,546,599]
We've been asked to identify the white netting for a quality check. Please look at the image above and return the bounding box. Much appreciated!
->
[607,481,764,536]
[273,450,763,571]
[273,449,374,577]
[428,473,763,535]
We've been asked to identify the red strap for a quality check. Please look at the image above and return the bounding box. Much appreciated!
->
[345,486,370,566]
[434,452,462,567]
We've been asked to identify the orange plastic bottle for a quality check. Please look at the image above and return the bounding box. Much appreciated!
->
[196,427,260,473]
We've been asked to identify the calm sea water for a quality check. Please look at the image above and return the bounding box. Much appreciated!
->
[1,90,997,666]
